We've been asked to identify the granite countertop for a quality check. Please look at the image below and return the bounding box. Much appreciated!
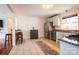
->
[59,37,79,46]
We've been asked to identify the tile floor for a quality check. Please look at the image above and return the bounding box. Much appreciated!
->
[9,39,59,55]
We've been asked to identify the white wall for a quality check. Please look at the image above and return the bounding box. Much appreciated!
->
[0,4,13,33]
[0,4,13,45]
[0,17,7,39]
[16,15,45,39]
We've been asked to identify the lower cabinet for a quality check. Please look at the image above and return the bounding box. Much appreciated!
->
[60,41,79,55]
[45,31,56,41]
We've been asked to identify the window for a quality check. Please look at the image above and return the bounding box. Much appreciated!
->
[61,14,78,30]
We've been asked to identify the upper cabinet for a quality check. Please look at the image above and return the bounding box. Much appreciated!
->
[48,15,61,27]
[53,16,60,26]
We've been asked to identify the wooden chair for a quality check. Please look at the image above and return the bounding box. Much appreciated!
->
[16,32,23,44]
[5,33,12,48]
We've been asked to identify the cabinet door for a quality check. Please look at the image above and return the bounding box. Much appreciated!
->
[53,16,60,26]
[60,41,79,55]
[30,30,38,39]
[48,16,60,26]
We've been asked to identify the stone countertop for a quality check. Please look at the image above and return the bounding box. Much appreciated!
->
[59,37,79,46]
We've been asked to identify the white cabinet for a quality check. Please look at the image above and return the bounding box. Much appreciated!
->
[48,16,60,26]
[60,41,79,55]
[53,16,60,26]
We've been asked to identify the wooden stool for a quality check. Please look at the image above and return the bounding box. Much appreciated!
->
[16,32,23,44]
[5,33,12,48]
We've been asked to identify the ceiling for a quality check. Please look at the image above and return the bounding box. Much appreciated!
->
[0,5,13,17]
[9,4,78,18]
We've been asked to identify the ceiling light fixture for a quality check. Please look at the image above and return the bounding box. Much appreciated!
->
[42,4,53,9]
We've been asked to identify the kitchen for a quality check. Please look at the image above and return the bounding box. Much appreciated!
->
[44,6,79,55]
[0,4,79,55]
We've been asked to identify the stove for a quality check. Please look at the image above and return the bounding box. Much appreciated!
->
[62,34,79,45]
